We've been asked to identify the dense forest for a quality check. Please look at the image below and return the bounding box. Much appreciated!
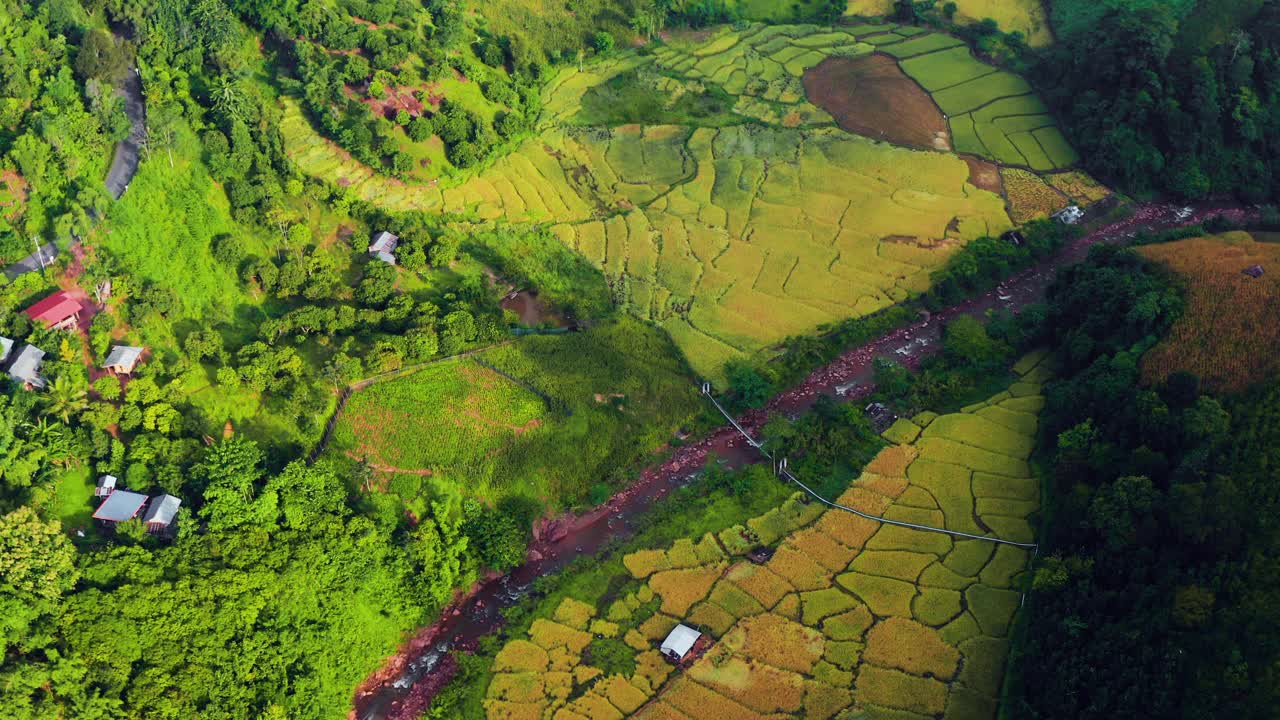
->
[1037,0,1280,202]
[1010,246,1280,718]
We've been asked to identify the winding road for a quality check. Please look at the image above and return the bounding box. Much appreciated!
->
[351,200,1248,720]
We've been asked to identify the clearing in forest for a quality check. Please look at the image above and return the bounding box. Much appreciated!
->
[482,352,1053,720]
[1138,232,1280,394]
[327,319,700,507]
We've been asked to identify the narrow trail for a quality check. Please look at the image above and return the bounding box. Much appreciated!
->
[351,201,1248,720]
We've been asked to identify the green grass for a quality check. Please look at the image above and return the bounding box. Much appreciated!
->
[878,32,966,58]
[96,124,272,345]
[899,46,997,92]
[329,318,699,506]
[932,74,1035,115]
[47,466,96,533]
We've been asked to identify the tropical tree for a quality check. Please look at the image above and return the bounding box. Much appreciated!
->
[41,376,88,423]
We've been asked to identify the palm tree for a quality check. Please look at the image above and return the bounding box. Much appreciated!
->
[41,376,88,424]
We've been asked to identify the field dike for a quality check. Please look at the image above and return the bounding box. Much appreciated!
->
[282,22,1106,381]
[481,351,1053,720]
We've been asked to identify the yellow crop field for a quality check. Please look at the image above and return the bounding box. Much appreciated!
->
[481,351,1052,720]
[282,22,1079,381]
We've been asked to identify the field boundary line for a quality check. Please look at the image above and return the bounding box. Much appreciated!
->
[701,387,1038,550]
[308,341,515,463]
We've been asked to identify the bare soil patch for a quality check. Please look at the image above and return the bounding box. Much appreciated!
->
[964,157,1003,193]
[803,54,949,151]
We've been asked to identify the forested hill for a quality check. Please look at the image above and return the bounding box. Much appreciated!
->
[1011,243,1280,718]
[1036,0,1280,202]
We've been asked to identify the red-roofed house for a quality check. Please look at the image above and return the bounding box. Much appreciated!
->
[24,291,82,331]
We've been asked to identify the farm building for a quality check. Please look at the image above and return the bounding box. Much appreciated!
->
[1001,230,1026,246]
[660,624,703,662]
[102,345,145,375]
[7,344,47,389]
[0,336,12,364]
[368,231,399,264]
[95,474,118,498]
[24,290,82,331]
[1052,205,1085,225]
[1243,265,1265,278]
[142,494,181,534]
[93,489,148,524]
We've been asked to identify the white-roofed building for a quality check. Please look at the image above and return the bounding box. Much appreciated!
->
[102,345,145,375]
[7,344,46,389]
[0,336,13,364]
[143,494,181,534]
[95,474,118,498]
[660,624,702,662]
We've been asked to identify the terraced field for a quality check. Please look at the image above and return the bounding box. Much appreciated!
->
[283,23,1092,380]
[482,352,1052,719]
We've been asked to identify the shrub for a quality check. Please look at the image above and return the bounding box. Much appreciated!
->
[591,31,615,55]
[584,638,636,677]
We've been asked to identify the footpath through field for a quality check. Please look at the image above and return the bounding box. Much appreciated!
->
[351,200,1248,720]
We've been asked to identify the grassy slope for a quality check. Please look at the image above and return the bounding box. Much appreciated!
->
[327,317,701,508]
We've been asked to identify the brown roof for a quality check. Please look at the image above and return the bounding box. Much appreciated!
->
[24,291,82,326]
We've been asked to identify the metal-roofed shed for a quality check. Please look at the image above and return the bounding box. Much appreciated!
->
[8,344,46,389]
[93,490,148,523]
[143,494,181,533]
[660,624,703,662]
[103,345,145,375]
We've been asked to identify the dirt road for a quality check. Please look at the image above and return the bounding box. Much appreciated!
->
[351,201,1247,720]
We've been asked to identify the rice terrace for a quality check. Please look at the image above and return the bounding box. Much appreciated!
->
[6,0,1280,718]
[285,21,1103,381]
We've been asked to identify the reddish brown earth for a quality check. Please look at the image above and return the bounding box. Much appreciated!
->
[803,54,949,151]
[965,156,1003,193]
[352,202,1252,720]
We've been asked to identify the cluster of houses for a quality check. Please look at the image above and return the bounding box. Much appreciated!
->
[91,474,181,535]
[1,290,144,389]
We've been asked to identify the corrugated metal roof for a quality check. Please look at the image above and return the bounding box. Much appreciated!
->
[103,345,144,369]
[660,624,702,659]
[24,291,82,325]
[93,490,147,522]
[142,494,181,526]
[369,231,399,253]
[8,344,45,388]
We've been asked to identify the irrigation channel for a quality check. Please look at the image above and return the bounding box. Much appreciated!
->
[352,201,1249,720]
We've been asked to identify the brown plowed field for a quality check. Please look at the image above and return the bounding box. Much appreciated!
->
[803,54,949,151]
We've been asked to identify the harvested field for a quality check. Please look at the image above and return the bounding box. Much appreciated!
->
[1138,233,1280,393]
[965,157,1002,193]
[803,55,949,151]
